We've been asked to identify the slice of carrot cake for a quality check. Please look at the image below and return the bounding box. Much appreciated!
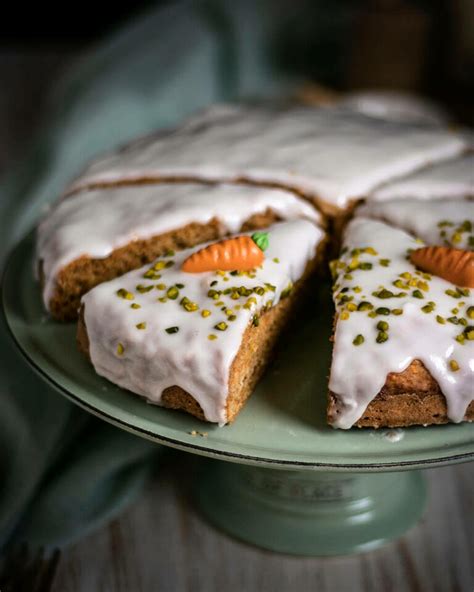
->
[64,104,468,216]
[78,219,326,424]
[37,182,320,321]
[328,217,473,429]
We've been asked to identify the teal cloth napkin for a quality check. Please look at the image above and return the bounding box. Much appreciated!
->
[0,0,352,548]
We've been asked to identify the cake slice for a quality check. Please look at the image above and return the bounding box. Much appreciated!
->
[37,182,320,321]
[370,154,473,201]
[357,196,473,250]
[77,219,326,424]
[64,104,468,216]
[328,217,473,429]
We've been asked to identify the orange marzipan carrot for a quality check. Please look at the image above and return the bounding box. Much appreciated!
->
[182,232,268,273]
[410,246,474,288]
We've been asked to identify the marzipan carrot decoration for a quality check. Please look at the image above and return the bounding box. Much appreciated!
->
[410,246,474,288]
[182,232,269,273]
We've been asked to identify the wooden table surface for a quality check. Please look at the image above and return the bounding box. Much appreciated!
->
[1,49,473,592]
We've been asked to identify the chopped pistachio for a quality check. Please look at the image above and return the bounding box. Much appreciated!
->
[136,322,147,330]
[436,314,446,324]
[201,309,211,318]
[116,288,134,300]
[377,321,389,331]
[272,257,280,263]
[214,322,228,331]
[130,303,141,309]
[467,306,474,320]
[136,284,154,293]
[117,343,124,356]
[392,309,403,316]
[175,283,185,289]
[165,326,179,334]
[166,286,179,300]
[357,301,373,311]
[449,360,460,372]
[375,307,390,316]
[252,315,260,327]
[379,258,390,267]
[376,331,389,343]
[208,334,217,341]
[353,334,365,346]
[412,290,424,299]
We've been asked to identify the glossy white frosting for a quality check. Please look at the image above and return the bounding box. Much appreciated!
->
[357,197,473,249]
[372,154,474,200]
[338,90,448,126]
[37,183,320,310]
[66,104,467,209]
[329,218,473,429]
[82,220,324,424]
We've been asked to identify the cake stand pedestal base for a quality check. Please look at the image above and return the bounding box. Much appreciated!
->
[196,461,427,556]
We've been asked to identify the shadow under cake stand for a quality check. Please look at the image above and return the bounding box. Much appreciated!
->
[3,234,473,556]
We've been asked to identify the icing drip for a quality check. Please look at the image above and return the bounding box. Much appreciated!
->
[66,104,468,208]
[371,154,474,200]
[36,183,320,309]
[82,220,324,424]
[328,218,473,429]
[357,197,473,249]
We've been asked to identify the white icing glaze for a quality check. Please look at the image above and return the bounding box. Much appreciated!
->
[329,218,473,429]
[66,104,468,208]
[37,183,320,310]
[82,220,324,424]
[338,91,448,126]
[372,154,474,200]
[357,197,473,249]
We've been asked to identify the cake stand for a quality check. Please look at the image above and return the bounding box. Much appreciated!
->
[2,234,473,556]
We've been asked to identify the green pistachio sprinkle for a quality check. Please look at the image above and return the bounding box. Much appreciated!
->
[175,283,185,289]
[281,282,294,299]
[143,270,161,279]
[467,306,474,320]
[379,259,390,267]
[208,334,217,341]
[455,334,465,344]
[117,343,124,356]
[273,257,280,263]
[136,322,146,330]
[451,308,459,314]
[165,326,179,334]
[117,289,134,300]
[377,321,389,331]
[372,289,395,299]
[158,297,167,303]
[166,286,179,300]
[421,304,435,313]
[228,314,237,321]
[201,309,211,318]
[214,322,228,331]
[353,334,365,346]
[436,315,446,324]
[445,289,461,299]
[358,262,373,270]
[164,249,175,257]
[208,289,221,299]
[130,303,141,309]
[459,318,467,326]
[165,261,175,268]
[464,327,474,340]
[376,331,389,344]
[357,301,373,311]
[136,284,154,293]
[252,315,260,327]
[180,297,199,312]
[392,309,403,316]
[210,280,218,287]
[447,316,460,325]
[449,360,460,372]
[156,283,166,291]
[412,290,424,299]
[375,307,390,316]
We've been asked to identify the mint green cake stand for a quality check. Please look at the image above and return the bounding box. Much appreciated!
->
[3,235,473,556]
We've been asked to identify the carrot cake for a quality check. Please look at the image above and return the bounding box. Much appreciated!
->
[328,216,473,429]
[37,183,320,321]
[77,219,326,424]
[64,104,468,215]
